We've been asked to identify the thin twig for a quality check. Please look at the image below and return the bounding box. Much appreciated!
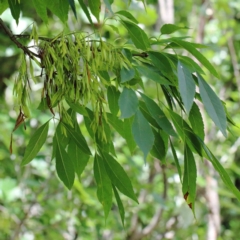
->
[0,18,40,59]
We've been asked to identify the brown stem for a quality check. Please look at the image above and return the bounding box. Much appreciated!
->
[0,18,40,59]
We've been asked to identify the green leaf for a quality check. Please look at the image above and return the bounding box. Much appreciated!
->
[107,114,136,153]
[189,102,204,140]
[67,101,89,116]
[177,60,195,114]
[21,121,49,166]
[148,51,176,82]
[182,144,197,213]
[116,10,138,24]
[170,139,182,183]
[68,140,89,179]
[119,87,138,119]
[137,65,172,85]
[68,0,77,18]
[94,154,112,219]
[172,39,219,78]
[132,109,154,161]
[112,185,125,226]
[101,151,138,203]
[150,129,167,163]
[140,93,177,137]
[32,0,48,24]
[169,110,203,156]
[197,74,227,137]
[107,86,120,115]
[120,66,135,83]
[8,0,20,24]
[78,0,93,24]
[0,0,9,15]
[61,122,92,155]
[55,133,75,190]
[89,0,101,21]
[160,24,189,34]
[43,0,69,23]
[121,20,150,50]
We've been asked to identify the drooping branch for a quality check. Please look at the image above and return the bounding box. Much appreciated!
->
[0,18,40,59]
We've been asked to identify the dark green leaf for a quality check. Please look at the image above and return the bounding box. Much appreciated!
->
[101,151,138,203]
[197,74,227,137]
[150,129,167,163]
[107,113,136,153]
[43,0,69,23]
[189,102,204,140]
[55,136,75,190]
[177,60,195,114]
[121,20,150,50]
[116,10,138,24]
[89,0,101,21]
[112,185,125,226]
[0,0,8,15]
[170,139,182,182]
[21,121,49,166]
[182,144,197,213]
[140,93,177,137]
[132,109,154,161]
[32,0,48,24]
[107,86,120,115]
[61,122,92,155]
[68,140,89,179]
[8,0,20,24]
[94,154,112,219]
[120,67,135,83]
[172,39,219,78]
[68,0,77,18]
[67,101,89,116]
[160,24,189,34]
[78,0,93,24]
[119,87,138,118]
[137,65,172,85]
[169,110,203,156]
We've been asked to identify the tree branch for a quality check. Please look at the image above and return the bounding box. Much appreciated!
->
[0,18,40,59]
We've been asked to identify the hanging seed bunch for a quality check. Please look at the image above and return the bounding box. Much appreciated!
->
[13,31,132,139]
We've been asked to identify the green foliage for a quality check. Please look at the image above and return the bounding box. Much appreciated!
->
[0,0,238,226]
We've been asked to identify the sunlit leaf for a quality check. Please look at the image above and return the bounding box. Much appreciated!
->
[132,109,154,162]
[197,74,227,137]
[94,154,112,219]
[21,121,49,166]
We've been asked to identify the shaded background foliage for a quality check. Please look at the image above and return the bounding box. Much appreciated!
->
[0,0,240,239]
